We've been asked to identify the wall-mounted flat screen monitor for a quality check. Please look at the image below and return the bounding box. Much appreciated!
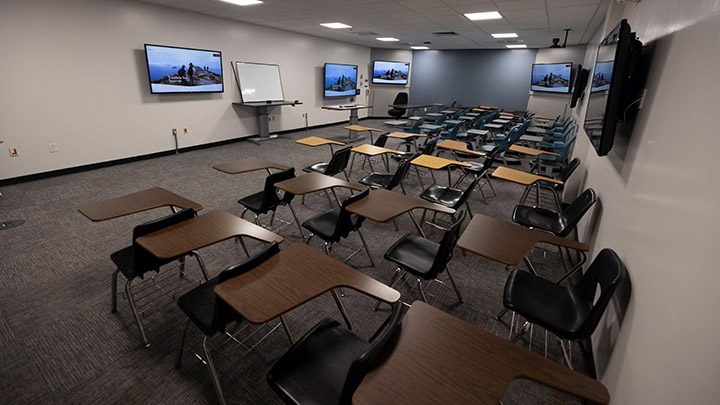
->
[530,62,572,93]
[233,62,284,103]
[590,61,614,92]
[324,63,358,98]
[372,60,410,85]
[144,44,223,94]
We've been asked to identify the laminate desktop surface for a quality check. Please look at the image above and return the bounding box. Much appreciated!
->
[78,187,203,222]
[274,172,364,196]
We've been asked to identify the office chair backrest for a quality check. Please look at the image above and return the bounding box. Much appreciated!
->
[129,207,196,277]
[428,210,466,278]
[263,167,296,205]
[374,133,389,148]
[483,145,500,170]
[420,139,438,156]
[386,158,412,191]
[325,146,352,177]
[556,157,580,184]
[335,188,370,240]
[567,248,627,340]
[407,117,425,133]
[558,188,596,237]
[339,301,404,404]
[453,176,482,210]
[393,92,408,105]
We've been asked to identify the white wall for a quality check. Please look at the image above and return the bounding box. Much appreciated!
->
[369,48,413,117]
[527,46,586,118]
[0,0,371,180]
[568,2,720,403]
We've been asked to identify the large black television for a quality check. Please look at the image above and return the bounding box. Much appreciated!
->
[324,63,358,98]
[583,19,643,156]
[570,64,590,108]
[372,60,409,85]
[531,62,572,93]
[144,44,223,94]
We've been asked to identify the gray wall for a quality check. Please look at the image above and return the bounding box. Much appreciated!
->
[408,48,538,110]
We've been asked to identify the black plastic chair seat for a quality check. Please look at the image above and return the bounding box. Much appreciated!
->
[302,209,341,241]
[420,184,463,207]
[512,205,566,236]
[503,270,590,340]
[177,278,243,336]
[360,173,393,189]
[237,190,265,212]
[268,318,369,405]
[304,162,328,173]
[110,246,170,280]
[384,234,439,278]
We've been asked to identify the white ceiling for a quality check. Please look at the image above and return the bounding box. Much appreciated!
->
[138,0,608,50]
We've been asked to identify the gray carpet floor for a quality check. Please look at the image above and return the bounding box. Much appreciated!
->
[0,118,589,404]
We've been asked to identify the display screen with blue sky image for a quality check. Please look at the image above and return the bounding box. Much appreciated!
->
[372,60,409,85]
[531,62,572,93]
[591,61,614,92]
[324,63,357,97]
[145,44,223,94]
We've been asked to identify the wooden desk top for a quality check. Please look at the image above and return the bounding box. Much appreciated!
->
[344,125,383,132]
[354,301,610,405]
[484,123,504,129]
[346,188,454,222]
[78,187,203,222]
[214,242,400,324]
[351,144,400,156]
[419,124,442,131]
[212,157,289,174]
[492,166,563,186]
[457,214,587,266]
[411,154,471,170]
[321,104,372,111]
[386,131,427,139]
[274,172,364,195]
[508,144,561,157]
[136,209,283,260]
[472,108,493,112]
[437,140,485,157]
[296,136,345,147]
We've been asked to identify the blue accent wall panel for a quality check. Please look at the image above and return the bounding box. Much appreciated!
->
[409,49,538,110]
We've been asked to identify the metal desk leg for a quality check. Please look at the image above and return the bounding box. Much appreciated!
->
[408,210,426,238]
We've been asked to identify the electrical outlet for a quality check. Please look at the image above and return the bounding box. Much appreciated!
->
[172,128,177,136]
[9,148,18,157]
[49,143,58,153]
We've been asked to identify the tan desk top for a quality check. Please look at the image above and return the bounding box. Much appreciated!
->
[492,166,563,186]
[346,188,454,222]
[274,172,364,196]
[472,107,494,112]
[411,154,471,170]
[344,125,383,132]
[508,144,561,157]
[351,144,400,156]
[437,140,485,157]
[295,136,345,147]
[214,242,400,324]
[212,157,289,174]
[354,301,610,405]
[386,131,427,139]
[456,214,587,266]
[78,187,203,222]
[136,209,283,260]
[321,104,372,111]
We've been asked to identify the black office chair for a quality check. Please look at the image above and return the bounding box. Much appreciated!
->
[388,92,409,118]
[360,156,412,194]
[420,175,482,225]
[519,157,580,210]
[303,145,352,181]
[503,248,627,369]
[303,188,374,267]
[176,242,281,405]
[381,210,466,306]
[110,207,209,347]
[512,188,596,238]
[238,167,305,237]
[267,301,404,405]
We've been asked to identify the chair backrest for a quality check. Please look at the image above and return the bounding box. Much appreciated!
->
[428,210,466,278]
[567,248,627,340]
[393,92,408,105]
[420,138,438,155]
[129,207,197,276]
[558,188,596,237]
[324,146,352,177]
[374,133,389,147]
[452,176,483,210]
[339,301,404,404]
[556,157,580,183]
[385,158,412,191]
[264,167,296,204]
[441,123,461,141]
[334,188,371,240]
[407,117,425,133]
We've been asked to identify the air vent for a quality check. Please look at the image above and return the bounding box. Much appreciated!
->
[433,31,459,36]
[351,31,378,36]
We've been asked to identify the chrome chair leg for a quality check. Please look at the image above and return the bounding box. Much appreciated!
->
[331,289,353,331]
[485,172,496,196]
[357,230,375,267]
[125,279,149,348]
[238,238,251,257]
[417,279,428,302]
[287,203,306,238]
[446,266,464,303]
[191,251,210,281]
[176,318,191,368]
[111,268,120,313]
[280,315,294,344]
[202,335,227,405]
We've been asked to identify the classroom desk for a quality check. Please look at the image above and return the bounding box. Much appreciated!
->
[274,172,364,207]
[386,131,427,152]
[78,187,203,222]
[443,119,463,126]
[491,166,562,187]
[212,157,288,175]
[508,145,561,173]
[136,209,283,260]
[233,100,303,144]
[344,125,384,144]
[354,301,610,405]
[411,154,471,187]
[437,139,486,157]
[346,188,454,237]
[424,112,443,118]
[349,144,400,176]
[296,136,345,154]
[214,242,400,339]
[418,124,443,135]
[321,104,372,141]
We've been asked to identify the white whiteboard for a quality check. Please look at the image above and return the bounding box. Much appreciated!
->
[233,62,284,102]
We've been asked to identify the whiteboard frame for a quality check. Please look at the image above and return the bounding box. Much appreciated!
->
[232,61,285,103]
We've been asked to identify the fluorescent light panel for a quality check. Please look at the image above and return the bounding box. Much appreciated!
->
[492,33,518,38]
[411,46,429,50]
[220,0,263,5]
[376,37,399,42]
[506,44,527,49]
[320,22,352,29]
[464,11,502,21]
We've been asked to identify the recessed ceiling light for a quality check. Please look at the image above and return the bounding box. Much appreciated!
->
[411,46,429,50]
[492,33,518,38]
[320,22,352,29]
[506,44,527,49]
[219,0,263,6]
[376,37,400,42]
[464,11,502,21]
